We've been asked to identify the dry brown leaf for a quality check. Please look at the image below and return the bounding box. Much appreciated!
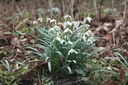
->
[104,80,119,85]
[119,67,126,79]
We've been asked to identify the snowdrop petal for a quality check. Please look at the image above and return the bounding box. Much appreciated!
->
[38,18,43,23]
[67,21,72,27]
[56,37,61,42]
[50,19,56,24]
[33,21,38,25]
[64,15,72,20]
[83,17,92,23]
[64,28,72,33]
[68,49,78,55]
[68,41,73,45]
[60,39,67,45]
[47,18,51,22]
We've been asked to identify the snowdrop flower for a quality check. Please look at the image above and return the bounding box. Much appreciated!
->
[72,21,80,27]
[47,18,56,24]
[87,37,95,44]
[68,49,78,55]
[33,21,38,25]
[67,21,72,26]
[68,41,73,45]
[64,28,72,33]
[50,19,56,23]
[38,17,43,23]
[53,26,61,31]
[84,30,94,37]
[83,17,92,23]
[83,35,86,42]
[49,28,54,32]
[83,30,94,43]
[56,37,61,42]
[64,15,72,21]
[49,26,61,34]
[47,18,51,22]
[53,37,67,45]
[63,21,72,28]
[53,37,61,42]
[60,39,66,44]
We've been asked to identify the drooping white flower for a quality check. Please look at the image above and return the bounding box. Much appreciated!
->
[84,30,94,37]
[83,17,92,23]
[64,15,72,20]
[68,49,78,55]
[83,30,94,43]
[83,35,86,42]
[63,21,72,29]
[55,37,61,42]
[68,41,73,45]
[49,26,61,34]
[46,18,57,25]
[67,21,72,26]
[63,28,72,33]
[33,21,38,25]
[38,17,43,23]
[60,39,66,44]
[50,19,56,24]
[52,37,61,42]
[47,18,51,22]
[72,21,80,28]
[87,37,95,44]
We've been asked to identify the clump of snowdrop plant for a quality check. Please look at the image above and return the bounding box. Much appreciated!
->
[31,15,104,76]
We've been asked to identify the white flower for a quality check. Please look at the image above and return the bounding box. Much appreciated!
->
[63,28,72,33]
[56,37,61,42]
[84,30,94,37]
[87,37,95,44]
[83,30,94,43]
[49,28,54,32]
[63,21,72,29]
[33,21,38,25]
[47,18,57,24]
[60,39,66,44]
[68,49,78,55]
[47,18,51,22]
[53,26,61,31]
[50,19,56,23]
[49,26,61,34]
[38,17,43,23]
[52,37,61,42]
[83,35,86,42]
[83,17,92,23]
[68,41,73,45]
[73,21,80,27]
[64,15,72,20]
[67,21,72,26]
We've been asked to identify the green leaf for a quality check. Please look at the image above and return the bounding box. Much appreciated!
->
[75,69,85,76]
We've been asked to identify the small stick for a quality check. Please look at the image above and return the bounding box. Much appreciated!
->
[15,18,29,30]
[14,2,23,19]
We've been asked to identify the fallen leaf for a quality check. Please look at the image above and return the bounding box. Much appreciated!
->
[119,67,126,79]
[104,80,119,85]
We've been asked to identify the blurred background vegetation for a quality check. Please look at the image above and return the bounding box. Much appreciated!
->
[0,0,127,19]
[0,0,127,36]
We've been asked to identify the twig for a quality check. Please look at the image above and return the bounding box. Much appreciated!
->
[14,2,23,19]
[15,18,29,30]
